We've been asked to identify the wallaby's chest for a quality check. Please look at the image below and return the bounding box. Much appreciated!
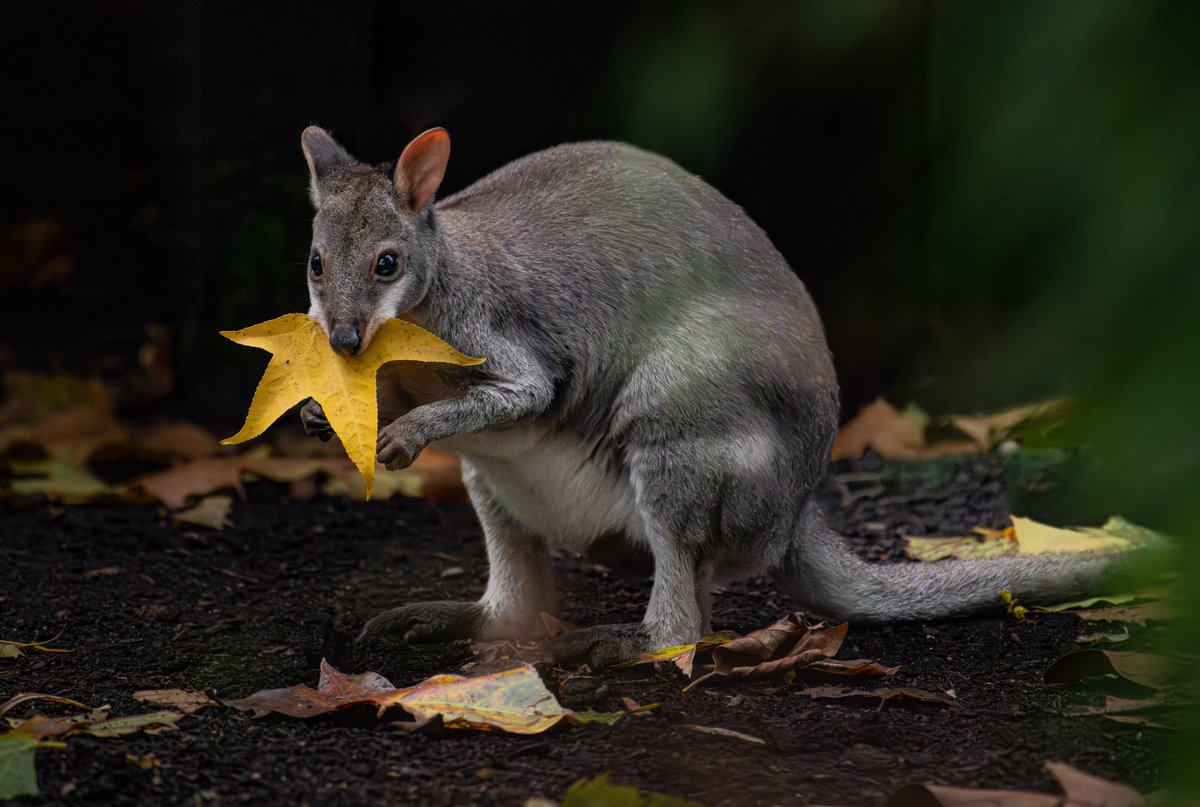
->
[446,429,638,550]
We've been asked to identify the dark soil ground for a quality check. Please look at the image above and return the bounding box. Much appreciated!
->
[1,452,1173,806]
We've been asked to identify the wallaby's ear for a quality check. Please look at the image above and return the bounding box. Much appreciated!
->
[394,128,451,213]
[301,126,354,207]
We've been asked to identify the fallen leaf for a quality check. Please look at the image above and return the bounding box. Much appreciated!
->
[0,734,41,800]
[132,452,254,509]
[568,708,628,726]
[1032,593,1140,612]
[832,399,970,461]
[229,660,570,734]
[320,448,467,502]
[1074,693,1198,731]
[1075,627,1130,645]
[684,616,898,692]
[1011,515,1133,555]
[7,457,112,504]
[680,724,765,745]
[612,631,738,677]
[0,631,75,662]
[887,761,1146,807]
[943,399,1073,451]
[1045,761,1148,806]
[132,422,222,460]
[221,314,484,498]
[798,685,958,709]
[62,710,182,739]
[887,781,1060,807]
[133,689,218,715]
[0,694,90,718]
[384,667,568,733]
[242,455,352,484]
[1070,601,1175,627]
[904,533,1018,562]
[173,495,233,530]
[1044,650,1193,690]
[28,408,128,467]
[557,774,706,807]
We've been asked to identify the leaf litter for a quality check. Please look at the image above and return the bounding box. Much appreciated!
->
[228,660,634,734]
[0,697,184,800]
[887,761,1149,807]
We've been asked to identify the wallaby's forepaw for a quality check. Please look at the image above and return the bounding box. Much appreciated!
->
[544,623,650,669]
[376,417,424,470]
[357,601,485,644]
[300,399,334,442]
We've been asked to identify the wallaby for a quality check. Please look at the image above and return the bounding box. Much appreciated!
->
[297,126,1121,667]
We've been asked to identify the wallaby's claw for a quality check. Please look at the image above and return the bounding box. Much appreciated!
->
[300,398,334,441]
[357,600,486,645]
[376,418,423,470]
[543,623,651,669]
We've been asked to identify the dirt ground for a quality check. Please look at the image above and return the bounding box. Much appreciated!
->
[1,453,1172,806]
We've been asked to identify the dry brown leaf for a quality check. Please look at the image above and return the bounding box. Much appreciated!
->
[944,399,1073,451]
[0,693,91,718]
[133,422,222,460]
[29,409,128,467]
[1073,693,1196,731]
[1046,761,1148,806]
[799,685,957,709]
[684,615,898,692]
[132,452,260,509]
[887,782,1060,806]
[1070,601,1175,627]
[887,761,1145,807]
[319,448,466,502]
[832,399,946,461]
[132,689,218,715]
[679,724,766,745]
[173,495,233,530]
[1044,650,1193,690]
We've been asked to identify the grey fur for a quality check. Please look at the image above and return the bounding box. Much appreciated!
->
[299,128,1127,664]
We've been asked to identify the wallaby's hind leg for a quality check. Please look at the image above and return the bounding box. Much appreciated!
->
[545,446,709,668]
[359,459,558,644]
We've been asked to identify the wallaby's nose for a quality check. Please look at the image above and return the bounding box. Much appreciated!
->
[329,323,361,356]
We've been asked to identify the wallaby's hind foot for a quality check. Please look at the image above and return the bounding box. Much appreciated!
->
[357,600,485,644]
[543,623,651,669]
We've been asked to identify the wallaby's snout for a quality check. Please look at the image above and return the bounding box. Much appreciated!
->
[329,322,361,356]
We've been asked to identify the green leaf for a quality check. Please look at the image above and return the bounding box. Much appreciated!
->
[0,734,39,800]
[561,774,706,807]
[1031,593,1138,612]
[568,708,626,726]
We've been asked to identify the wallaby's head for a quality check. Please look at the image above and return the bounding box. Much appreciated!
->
[300,126,451,356]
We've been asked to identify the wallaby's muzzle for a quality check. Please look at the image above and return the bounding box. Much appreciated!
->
[329,323,361,357]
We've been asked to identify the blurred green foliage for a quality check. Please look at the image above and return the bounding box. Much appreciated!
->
[610,1,1200,794]
[922,1,1198,793]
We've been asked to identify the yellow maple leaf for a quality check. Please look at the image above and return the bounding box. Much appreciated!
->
[220,314,484,498]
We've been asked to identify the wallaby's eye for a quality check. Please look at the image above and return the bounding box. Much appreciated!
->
[375,252,401,279]
[309,250,323,277]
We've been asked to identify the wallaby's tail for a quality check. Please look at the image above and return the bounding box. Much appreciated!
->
[775,502,1125,622]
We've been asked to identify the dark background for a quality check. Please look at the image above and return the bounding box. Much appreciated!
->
[0,1,940,423]
[1,0,1198,789]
